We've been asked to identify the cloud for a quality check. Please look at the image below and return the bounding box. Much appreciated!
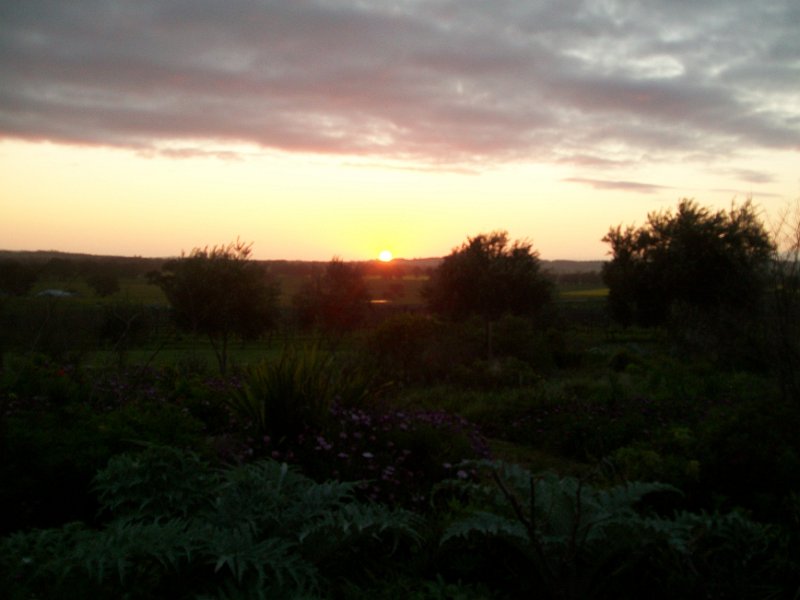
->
[711,188,783,199]
[1,0,798,168]
[725,169,776,185]
[564,178,670,194]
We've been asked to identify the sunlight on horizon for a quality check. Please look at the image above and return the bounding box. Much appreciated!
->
[1,139,797,262]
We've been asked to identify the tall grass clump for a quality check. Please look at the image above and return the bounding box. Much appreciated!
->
[226,345,374,447]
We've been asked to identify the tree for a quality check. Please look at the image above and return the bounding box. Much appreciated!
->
[424,231,553,359]
[602,199,774,340]
[148,240,279,374]
[86,270,120,297]
[767,200,800,402]
[292,258,370,334]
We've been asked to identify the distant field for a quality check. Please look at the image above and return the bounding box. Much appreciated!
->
[558,287,608,300]
[32,277,168,305]
[29,274,603,307]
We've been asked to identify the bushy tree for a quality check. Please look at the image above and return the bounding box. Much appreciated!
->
[767,201,800,402]
[292,258,370,334]
[86,270,120,297]
[148,240,279,373]
[602,200,773,328]
[424,231,553,358]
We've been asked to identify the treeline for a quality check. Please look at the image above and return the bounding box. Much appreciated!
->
[0,250,602,296]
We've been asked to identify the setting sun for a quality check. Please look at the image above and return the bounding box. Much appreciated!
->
[378,250,393,262]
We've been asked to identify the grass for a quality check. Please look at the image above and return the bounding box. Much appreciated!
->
[3,289,799,596]
[31,276,168,305]
[558,287,608,300]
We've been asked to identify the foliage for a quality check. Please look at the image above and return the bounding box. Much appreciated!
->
[366,313,561,386]
[602,199,773,331]
[92,445,216,520]
[292,258,370,333]
[0,297,100,359]
[226,344,374,446]
[364,313,480,384]
[695,396,800,520]
[148,240,280,373]
[439,460,782,599]
[0,259,39,296]
[491,314,563,369]
[86,270,120,297]
[246,401,490,509]
[767,200,800,403]
[426,231,553,324]
[0,358,209,533]
[97,301,156,368]
[0,446,422,599]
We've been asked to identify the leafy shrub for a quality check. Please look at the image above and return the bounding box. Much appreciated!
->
[97,301,153,349]
[365,313,446,383]
[262,404,490,509]
[491,314,561,370]
[696,397,800,520]
[438,460,783,599]
[92,445,213,521]
[1,446,422,599]
[367,314,560,385]
[451,356,541,389]
[365,313,495,385]
[161,371,234,435]
[609,431,701,494]
[495,363,768,462]
[1,363,209,534]
[1,353,87,406]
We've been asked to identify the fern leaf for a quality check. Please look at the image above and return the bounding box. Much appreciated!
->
[442,510,528,545]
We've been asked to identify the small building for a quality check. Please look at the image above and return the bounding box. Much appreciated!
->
[36,289,75,297]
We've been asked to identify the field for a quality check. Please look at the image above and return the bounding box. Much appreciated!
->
[2,261,799,598]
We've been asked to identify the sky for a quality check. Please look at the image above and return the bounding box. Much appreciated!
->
[1,0,798,261]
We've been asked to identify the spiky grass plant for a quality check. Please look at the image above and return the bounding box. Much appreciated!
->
[226,344,374,447]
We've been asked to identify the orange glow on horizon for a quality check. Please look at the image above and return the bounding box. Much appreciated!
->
[1,140,796,264]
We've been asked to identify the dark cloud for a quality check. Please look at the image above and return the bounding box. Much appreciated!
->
[1,0,798,168]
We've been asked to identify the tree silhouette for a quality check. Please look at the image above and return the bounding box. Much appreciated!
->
[425,231,553,358]
[292,258,370,334]
[602,199,773,329]
[148,240,279,373]
[86,270,120,297]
